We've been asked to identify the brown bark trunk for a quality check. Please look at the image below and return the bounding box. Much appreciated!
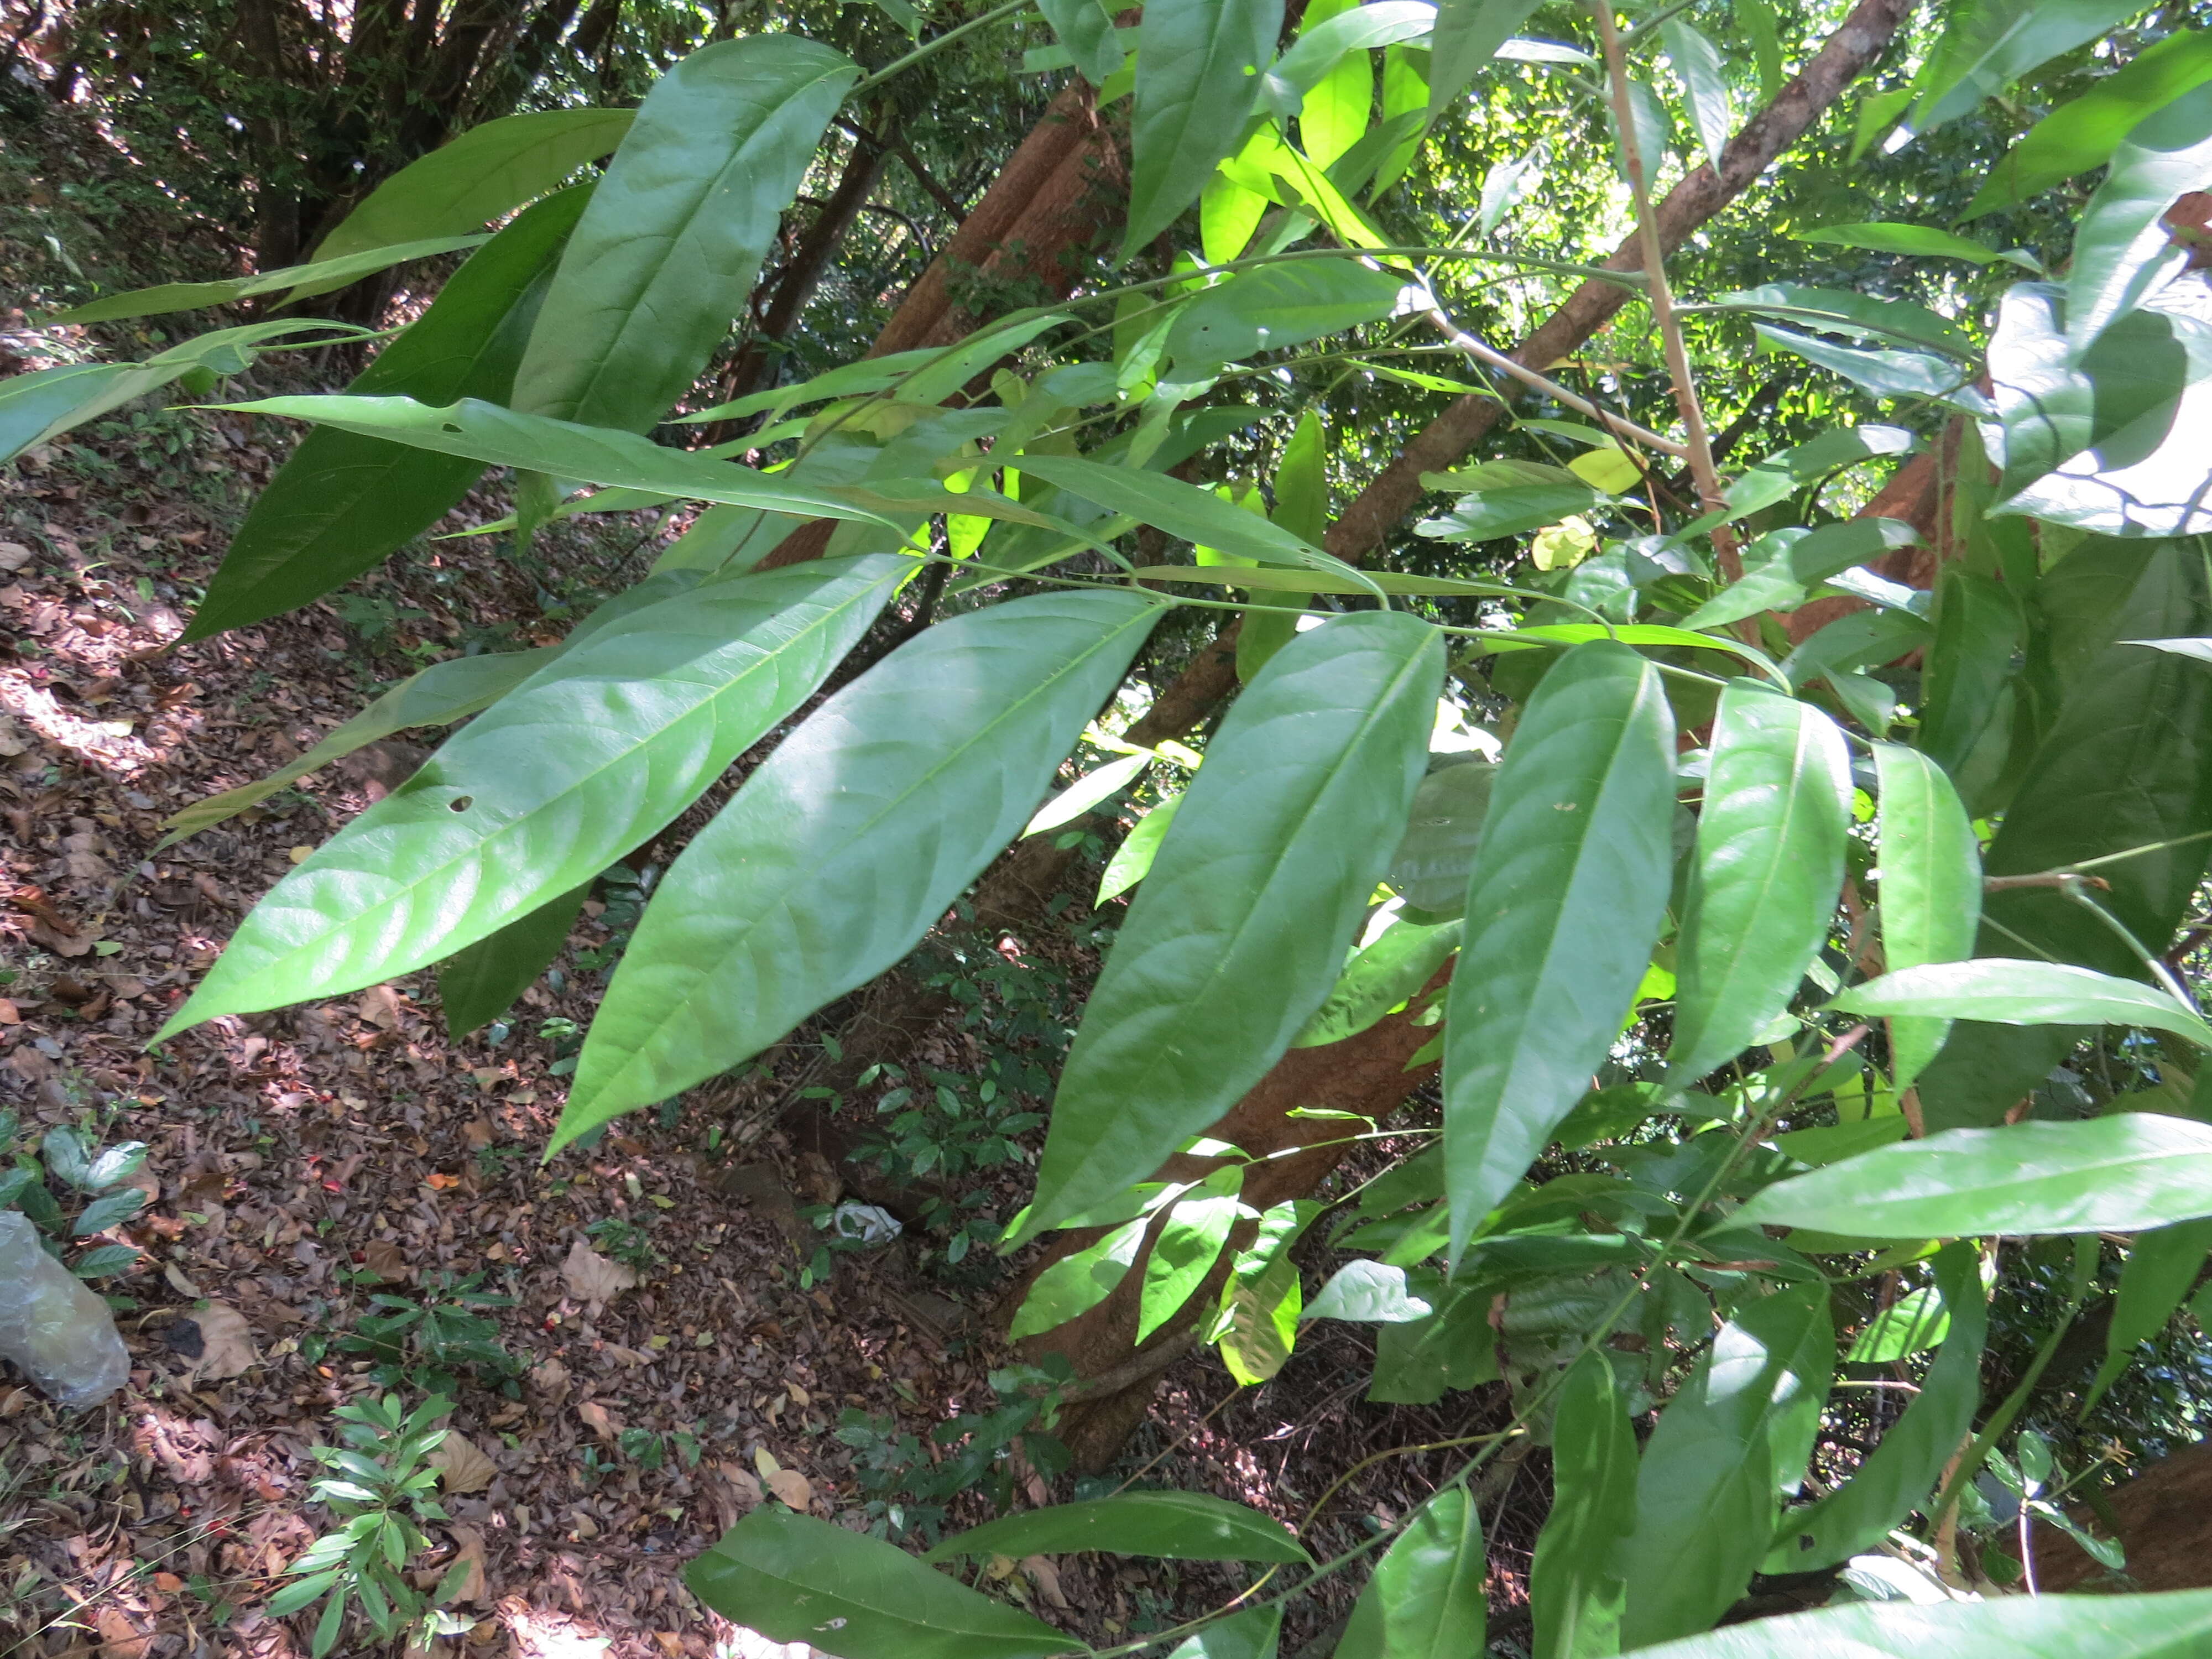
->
[2015,1438,2212,1592]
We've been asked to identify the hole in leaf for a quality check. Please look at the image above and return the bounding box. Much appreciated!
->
[449,796,473,812]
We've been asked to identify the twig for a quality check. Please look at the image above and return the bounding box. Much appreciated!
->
[1422,305,1689,458]
[1060,1328,1199,1402]
[1984,872,2112,893]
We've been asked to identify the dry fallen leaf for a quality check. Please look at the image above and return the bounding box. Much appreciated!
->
[444,1524,490,1605]
[765,1467,812,1510]
[576,1400,620,1442]
[360,1239,409,1283]
[191,1302,257,1379]
[1021,1556,1070,1610]
[96,1606,150,1659]
[429,1431,497,1494]
[356,984,407,1029]
[561,1238,637,1307]
[529,1357,572,1404]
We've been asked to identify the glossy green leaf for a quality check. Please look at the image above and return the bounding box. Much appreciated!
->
[1166,259,1406,368]
[1296,0,1372,169]
[1140,1166,1245,1342]
[2066,82,2212,354]
[1708,284,1976,357]
[1442,641,1676,1265]
[1305,1260,1433,1322]
[929,1489,1307,1564]
[1294,917,1462,1047]
[1832,961,2212,1048]
[513,36,858,434]
[1099,794,1181,905]
[156,557,904,1039]
[49,236,487,324]
[1428,0,1543,113]
[1740,1113,2212,1238]
[560,589,1162,1142]
[1918,567,2022,809]
[1026,612,1445,1234]
[1386,763,1495,916]
[436,883,589,1039]
[1683,519,1922,634]
[1169,1608,1281,1659]
[1271,0,1435,101]
[1620,1283,1833,1648]
[1766,1243,1987,1572]
[1755,325,1976,403]
[2085,1218,2212,1413]
[1905,0,2142,137]
[1477,142,1545,236]
[310,108,632,267]
[1038,0,1126,84]
[1530,1349,1637,1659]
[1668,684,1851,1083]
[1025,752,1153,838]
[1846,1285,1948,1362]
[686,1507,1077,1659]
[1416,483,1602,542]
[1337,1486,1485,1658]
[1212,1199,1314,1383]
[1790,222,2011,264]
[1010,1217,1150,1339]
[1871,744,1981,1089]
[1125,0,1285,254]
[187,187,585,639]
[1630,1589,2212,1658]
[1662,20,1731,173]
[1240,410,1326,679]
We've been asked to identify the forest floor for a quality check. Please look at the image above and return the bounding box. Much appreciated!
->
[0,114,1537,1659]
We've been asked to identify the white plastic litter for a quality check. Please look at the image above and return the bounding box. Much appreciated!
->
[831,1201,902,1245]
[0,1211,131,1408]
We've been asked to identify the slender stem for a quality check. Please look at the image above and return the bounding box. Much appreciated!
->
[2018,1500,2040,1595]
[848,0,1039,96]
[1590,1,1738,576]
[1422,301,1690,458]
[1929,1294,2084,1538]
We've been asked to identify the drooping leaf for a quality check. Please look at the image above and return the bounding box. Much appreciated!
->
[1025,612,1444,1234]
[1662,20,1732,173]
[512,35,858,435]
[1845,1285,1949,1363]
[1140,1166,1245,1342]
[1338,1486,1487,1659]
[1871,744,1982,1089]
[1165,259,1407,368]
[1025,752,1154,838]
[1240,409,1326,679]
[1755,325,1976,404]
[1739,1113,2212,1237]
[1905,0,2147,138]
[928,1490,1308,1564]
[1667,684,1851,1083]
[1416,483,1601,542]
[436,883,589,1039]
[1009,1218,1150,1339]
[1427,0,1543,114]
[685,1507,1078,1659]
[1832,960,2212,1048]
[1917,567,2023,810]
[1442,641,1675,1265]
[2065,81,2212,354]
[48,236,489,324]
[559,589,1162,1144]
[1620,1283,1833,1648]
[1530,1349,1637,1659]
[187,187,586,639]
[309,108,633,267]
[1790,222,2015,265]
[1212,1199,1314,1383]
[1477,142,1546,236]
[2084,1218,2212,1413]
[1734,0,1783,101]
[1766,1244,1987,1572]
[156,557,905,1039]
[1125,0,1286,254]
[1708,284,1976,357]
[1293,916,1462,1047]
[1623,1589,2212,1658]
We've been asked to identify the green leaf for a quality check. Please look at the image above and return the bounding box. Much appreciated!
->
[1755,326,1976,404]
[1734,0,1784,102]
[1846,1285,1949,1362]
[187,186,586,639]
[1830,961,2212,1048]
[1038,0,1126,84]
[1871,744,1981,1089]
[436,883,588,1039]
[1212,1199,1314,1383]
[2084,1218,2212,1413]
[1530,1350,1637,1659]
[560,590,1161,1143]
[1667,684,1851,1083]
[1739,1113,2212,1238]
[1415,483,1602,542]
[513,36,858,435]
[928,1490,1308,1564]
[310,107,632,267]
[267,1570,341,1619]
[70,1244,139,1279]
[1165,259,1406,368]
[156,557,904,1039]
[1477,142,1546,236]
[1125,0,1286,254]
[40,1128,90,1189]
[311,1585,348,1658]
[1168,1606,1280,1659]
[1386,763,1495,917]
[1026,612,1445,1235]
[1099,794,1181,905]
[1295,0,1373,169]
[1428,0,1543,114]
[1293,916,1462,1047]
[1623,1589,2212,1658]
[1025,752,1154,838]
[72,1188,145,1236]
[1620,1283,1833,1648]
[1010,1218,1150,1339]
[1790,222,2012,265]
[84,1140,147,1191]
[1270,0,1435,103]
[1338,1486,1486,1659]
[2065,84,2212,354]
[1765,1244,1987,1572]
[1305,1259,1433,1322]
[1905,0,2144,138]
[686,1507,1079,1659]
[1442,641,1676,1266]
[1918,567,2023,807]
[1140,1166,1245,1342]
[49,236,487,324]
[1707,284,1976,358]
[1662,20,1732,173]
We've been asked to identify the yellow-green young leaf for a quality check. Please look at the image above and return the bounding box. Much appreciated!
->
[1201,171,1270,263]
[1871,744,1981,1088]
[1530,1350,1637,1659]
[1125,0,1285,254]
[1213,1199,1313,1383]
[309,107,633,267]
[1736,1114,2212,1238]
[2084,1218,2212,1414]
[1845,1285,1948,1363]
[513,36,858,435]
[1027,612,1446,1235]
[1373,44,1428,191]
[187,187,587,640]
[1241,409,1325,680]
[1338,1487,1486,1659]
[1037,0,1125,84]
[685,1507,1072,1659]
[1427,0,1543,114]
[1667,684,1851,1084]
[1832,959,2212,1048]
[155,557,904,1040]
[1099,794,1181,905]
[927,1490,1308,1563]
[1620,1284,1833,1648]
[1442,641,1675,1266]
[436,883,588,1039]
[48,236,488,325]
[1766,1243,1986,1573]
[1139,1165,1245,1342]
[1010,1217,1149,1339]
[2065,83,2212,354]
[1297,0,1373,168]
[560,590,1163,1144]
[1624,1589,2212,1659]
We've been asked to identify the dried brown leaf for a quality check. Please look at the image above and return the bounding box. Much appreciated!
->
[191,1302,256,1379]
[561,1238,636,1308]
[429,1431,497,1494]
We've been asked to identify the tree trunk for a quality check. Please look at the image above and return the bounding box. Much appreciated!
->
[2016,1438,2212,1592]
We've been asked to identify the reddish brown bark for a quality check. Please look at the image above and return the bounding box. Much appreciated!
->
[2016,1439,2212,1592]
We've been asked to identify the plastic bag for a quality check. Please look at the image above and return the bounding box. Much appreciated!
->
[0,1211,130,1408]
